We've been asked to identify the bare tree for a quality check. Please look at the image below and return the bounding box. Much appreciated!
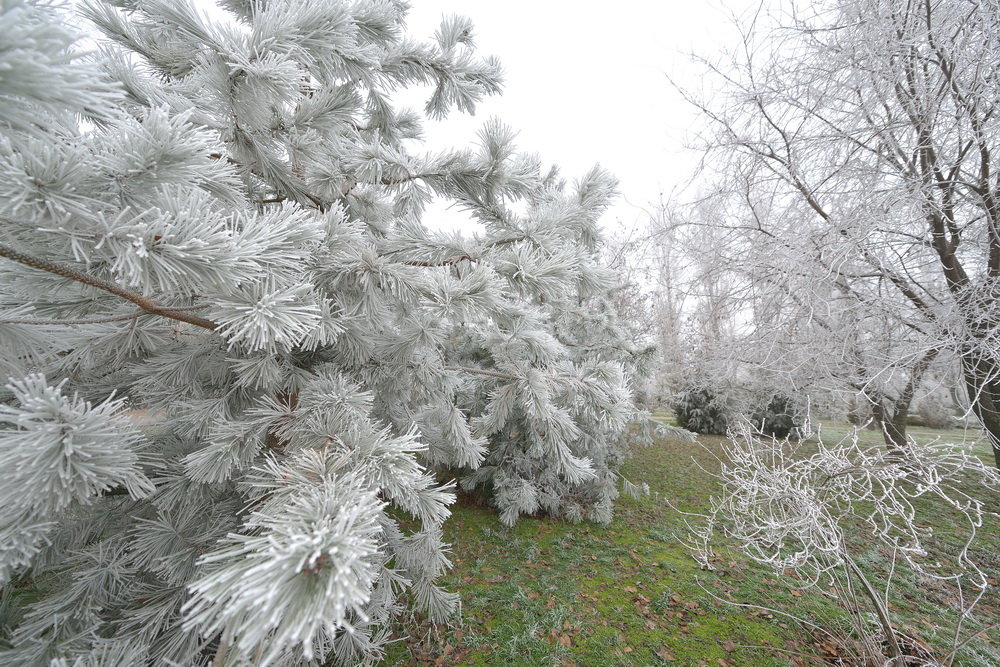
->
[650,182,953,450]
[679,0,1000,464]
[647,196,751,399]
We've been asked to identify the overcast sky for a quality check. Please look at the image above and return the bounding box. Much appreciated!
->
[398,1,760,232]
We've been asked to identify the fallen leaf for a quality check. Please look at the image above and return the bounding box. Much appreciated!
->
[657,647,677,661]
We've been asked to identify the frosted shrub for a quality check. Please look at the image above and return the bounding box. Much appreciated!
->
[689,423,999,665]
[917,395,954,430]
[672,384,734,435]
[749,392,804,439]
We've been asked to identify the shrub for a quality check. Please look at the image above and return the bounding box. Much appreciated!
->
[749,393,804,439]
[672,385,734,435]
[690,425,1000,665]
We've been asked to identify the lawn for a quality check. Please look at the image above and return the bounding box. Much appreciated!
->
[382,422,1000,666]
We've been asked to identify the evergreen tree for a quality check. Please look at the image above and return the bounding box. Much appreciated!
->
[0,1,641,663]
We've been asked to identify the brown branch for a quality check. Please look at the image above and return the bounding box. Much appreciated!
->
[0,243,218,331]
[0,305,210,326]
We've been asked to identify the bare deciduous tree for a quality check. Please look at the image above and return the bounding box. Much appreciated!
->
[679,0,1000,465]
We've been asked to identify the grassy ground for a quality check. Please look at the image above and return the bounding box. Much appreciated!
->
[382,423,1000,666]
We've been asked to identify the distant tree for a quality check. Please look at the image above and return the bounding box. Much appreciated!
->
[677,0,1000,464]
[646,197,748,401]
[0,1,639,664]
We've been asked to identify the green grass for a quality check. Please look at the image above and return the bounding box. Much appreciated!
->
[382,422,1000,666]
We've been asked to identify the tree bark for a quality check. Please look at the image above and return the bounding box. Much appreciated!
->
[871,398,908,453]
[869,349,938,452]
[961,353,1000,468]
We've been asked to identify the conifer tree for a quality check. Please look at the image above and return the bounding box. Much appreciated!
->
[0,1,642,663]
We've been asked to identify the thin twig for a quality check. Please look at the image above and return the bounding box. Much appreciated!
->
[391,235,527,268]
[943,622,999,665]
[844,553,905,666]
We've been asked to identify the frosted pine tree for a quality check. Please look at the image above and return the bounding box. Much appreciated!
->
[0,1,641,664]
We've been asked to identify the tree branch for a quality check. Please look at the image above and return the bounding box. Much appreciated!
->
[0,243,218,331]
[445,366,522,381]
[397,235,527,268]
[0,305,210,326]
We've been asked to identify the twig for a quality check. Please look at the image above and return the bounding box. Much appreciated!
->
[392,235,527,268]
[844,553,905,666]
[943,622,999,665]
[403,254,473,268]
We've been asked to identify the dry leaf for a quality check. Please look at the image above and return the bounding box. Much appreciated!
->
[656,647,677,662]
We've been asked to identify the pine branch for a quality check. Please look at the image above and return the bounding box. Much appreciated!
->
[0,305,210,326]
[209,153,326,210]
[379,172,445,186]
[398,235,526,267]
[0,243,218,330]
[403,254,474,268]
[445,366,522,381]
[364,359,523,381]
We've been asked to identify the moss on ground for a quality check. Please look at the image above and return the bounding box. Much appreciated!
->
[382,422,1000,666]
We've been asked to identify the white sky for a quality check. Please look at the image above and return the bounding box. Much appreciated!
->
[397,0,760,232]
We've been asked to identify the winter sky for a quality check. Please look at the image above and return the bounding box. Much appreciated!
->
[399,0,762,233]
